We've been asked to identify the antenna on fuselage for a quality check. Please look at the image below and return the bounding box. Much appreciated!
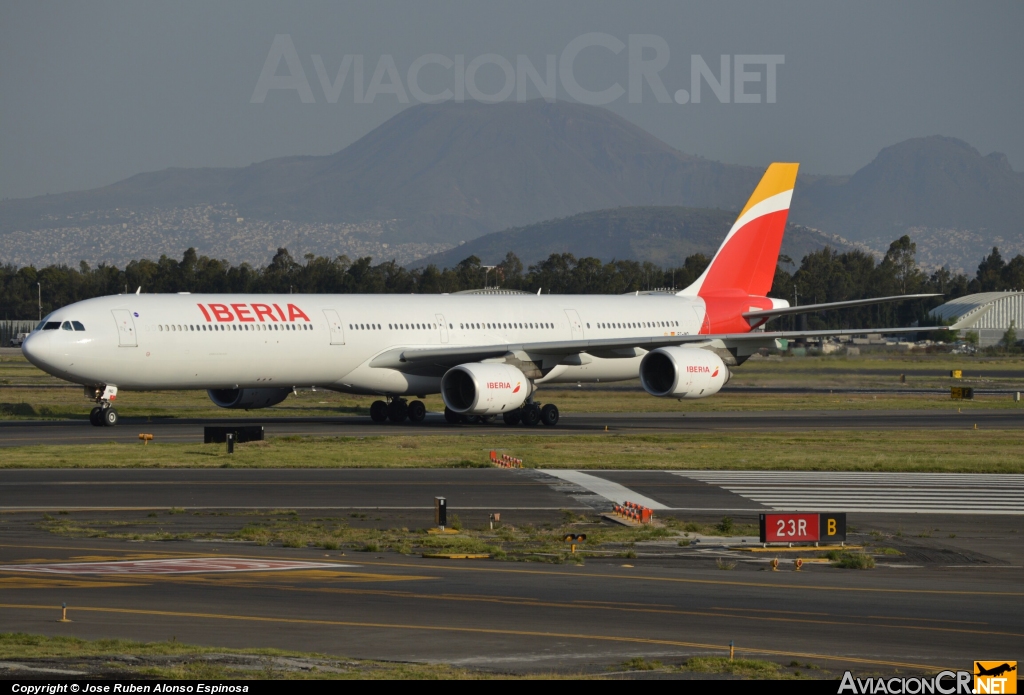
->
[536,288,541,296]
[135,286,141,295]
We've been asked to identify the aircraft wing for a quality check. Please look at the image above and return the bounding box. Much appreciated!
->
[742,294,940,321]
[370,325,942,372]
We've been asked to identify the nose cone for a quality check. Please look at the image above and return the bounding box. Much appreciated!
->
[21,331,53,371]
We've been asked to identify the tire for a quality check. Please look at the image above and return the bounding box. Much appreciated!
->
[460,414,480,424]
[89,407,103,427]
[387,399,408,423]
[520,403,541,426]
[540,403,560,427]
[478,415,496,425]
[443,407,462,424]
[407,400,426,423]
[369,400,389,423]
[502,410,521,426]
[102,408,119,427]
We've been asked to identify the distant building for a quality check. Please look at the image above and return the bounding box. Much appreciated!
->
[929,292,1024,346]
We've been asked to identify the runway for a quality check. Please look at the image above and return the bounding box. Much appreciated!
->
[1,468,1022,673]
[3,468,1023,515]
[3,407,1022,446]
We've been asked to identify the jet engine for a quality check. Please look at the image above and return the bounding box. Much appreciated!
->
[207,388,291,410]
[441,363,532,415]
[639,347,730,399]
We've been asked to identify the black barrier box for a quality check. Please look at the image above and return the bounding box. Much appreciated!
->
[204,425,264,444]
[759,512,846,543]
[435,497,447,527]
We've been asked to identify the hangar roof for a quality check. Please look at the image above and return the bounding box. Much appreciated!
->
[929,291,1024,328]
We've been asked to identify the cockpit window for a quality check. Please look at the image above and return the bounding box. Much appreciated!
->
[61,321,73,331]
[72,321,85,331]
[43,322,61,330]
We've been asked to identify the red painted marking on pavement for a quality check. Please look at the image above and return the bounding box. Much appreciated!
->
[0,558,352,575]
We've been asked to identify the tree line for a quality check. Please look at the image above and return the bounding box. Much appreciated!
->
[1,238,1021,329]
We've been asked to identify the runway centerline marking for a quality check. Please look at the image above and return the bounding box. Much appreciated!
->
[0,602,955,672]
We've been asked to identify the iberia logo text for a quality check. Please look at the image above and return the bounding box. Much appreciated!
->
[487,381,521,393]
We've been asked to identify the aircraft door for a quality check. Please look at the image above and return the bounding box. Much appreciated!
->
[111,310,137,347]
[435,314,449,343]
[564,309,584,339]
[323,309,346,345]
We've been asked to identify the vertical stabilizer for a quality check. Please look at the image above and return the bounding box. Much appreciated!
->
[680,162,799,297]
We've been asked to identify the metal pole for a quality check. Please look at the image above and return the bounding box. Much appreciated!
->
[37,283,41,321]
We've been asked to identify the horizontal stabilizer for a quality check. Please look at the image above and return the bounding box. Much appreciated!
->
[743,294,941,321]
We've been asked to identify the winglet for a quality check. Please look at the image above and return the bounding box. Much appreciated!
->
[680,162,799,297]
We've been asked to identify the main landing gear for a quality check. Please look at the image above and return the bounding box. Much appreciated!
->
[442,402,559,427]
[87,385,120,427]
[370,397,560,427]
[369,397,427,424]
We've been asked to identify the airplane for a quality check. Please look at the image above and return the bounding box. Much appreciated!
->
[21,162,938,428]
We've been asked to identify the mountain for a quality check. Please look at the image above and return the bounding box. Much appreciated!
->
[1,103,1021,271]
[0,101,762,247]
[792,136,1024,269]
[411,206,860,270]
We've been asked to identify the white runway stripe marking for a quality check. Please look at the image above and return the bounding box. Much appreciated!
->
[542,470,669,509]
[671,471,1024,515]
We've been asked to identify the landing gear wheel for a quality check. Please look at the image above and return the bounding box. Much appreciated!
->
[102,408,119,427]
[370,400,389,423]
[520,403,541,426]
[460,414,480,424]
[502,410,521,426]
[479,415,496,425]
[89,407,104,427]
[444,407,462,424]
[387,399,409,423]
[407,400,426,423]
[540,404,560,427]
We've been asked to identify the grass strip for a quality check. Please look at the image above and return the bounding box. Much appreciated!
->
[1,430,1021,472]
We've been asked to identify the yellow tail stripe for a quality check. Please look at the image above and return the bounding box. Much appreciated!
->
[738,162,800,218]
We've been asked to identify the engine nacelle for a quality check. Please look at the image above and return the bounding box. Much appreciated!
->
[639,347,730,399]
[207,388,291,410]
[441,363,532,415]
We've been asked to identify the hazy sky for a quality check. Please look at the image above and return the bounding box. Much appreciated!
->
[2,1,1021,200]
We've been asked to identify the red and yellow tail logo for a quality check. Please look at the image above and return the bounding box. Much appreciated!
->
[975,662,1017,694]
[686,162,799,299]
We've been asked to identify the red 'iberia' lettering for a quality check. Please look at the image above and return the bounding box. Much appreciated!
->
[198,302,310,322]
[208,303,234,322]
[487,381,512,389]
[287,303,311,322]
[686,365,710,373]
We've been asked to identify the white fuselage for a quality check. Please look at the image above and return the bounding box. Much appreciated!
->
[22,292,708,395]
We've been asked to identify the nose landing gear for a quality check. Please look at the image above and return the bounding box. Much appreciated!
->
[87,385,119,427]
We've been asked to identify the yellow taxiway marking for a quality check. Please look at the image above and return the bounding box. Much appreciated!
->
[0,577,141,590]
[0,602,952,673]
[262,586,1021,639]
[352,558,1024,598]
[710,606,990,626]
